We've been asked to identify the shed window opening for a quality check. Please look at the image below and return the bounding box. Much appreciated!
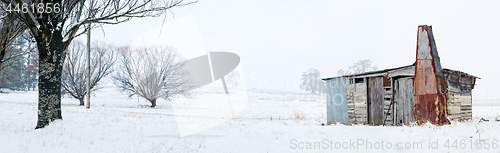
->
[355,78,364,83]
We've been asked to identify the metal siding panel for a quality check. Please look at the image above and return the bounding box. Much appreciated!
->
[326,77,349,125]
[414,60,437,95]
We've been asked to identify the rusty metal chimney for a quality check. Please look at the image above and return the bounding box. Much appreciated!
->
[413,25,450,125]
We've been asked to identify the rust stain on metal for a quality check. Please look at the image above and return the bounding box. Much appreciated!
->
[414,94,437,123]
[413,25,450,125]
[383,75,391,87]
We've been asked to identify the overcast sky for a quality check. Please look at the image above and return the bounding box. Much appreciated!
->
[84,0,500,99]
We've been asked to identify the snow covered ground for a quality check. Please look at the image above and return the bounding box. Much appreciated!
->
[1,85,500,152]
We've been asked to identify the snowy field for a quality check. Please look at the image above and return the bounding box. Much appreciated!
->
[1,85,500,153]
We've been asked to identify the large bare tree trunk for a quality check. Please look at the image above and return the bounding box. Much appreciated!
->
[34,29,65,129]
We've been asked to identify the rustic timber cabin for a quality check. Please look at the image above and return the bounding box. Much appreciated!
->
[322,25,479,126]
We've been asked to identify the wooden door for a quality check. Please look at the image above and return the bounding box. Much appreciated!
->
[368,77,384,125]
[395,77,415,125]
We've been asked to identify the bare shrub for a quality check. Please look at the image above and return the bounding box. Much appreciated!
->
[113,46,192,107]
[294,110,306,120]
[62,41,115,105]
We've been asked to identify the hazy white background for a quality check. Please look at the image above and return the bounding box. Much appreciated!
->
[83,0,499,99]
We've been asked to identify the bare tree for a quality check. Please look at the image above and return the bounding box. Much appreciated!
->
[0,11,30,72]
[113,46,192,107]
[62,41,115,106]
[0,0,197,128]
[338,59,378,75]
[300,68,325,94]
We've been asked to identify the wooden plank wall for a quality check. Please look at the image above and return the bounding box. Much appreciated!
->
[383,76,393,126]
[402,78,415,124]
[346,79,368,124]
[394,77,414,125]
[383,85,393,125]
[394,80,400,125]
[347,84,355,124]
[445,72,475,121]
[368,77,384,125]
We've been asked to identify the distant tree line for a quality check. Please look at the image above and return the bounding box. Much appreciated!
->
[0,32,38,92]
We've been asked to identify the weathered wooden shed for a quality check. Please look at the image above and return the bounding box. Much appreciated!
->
[323,25,479,126]
[322,65,479,126]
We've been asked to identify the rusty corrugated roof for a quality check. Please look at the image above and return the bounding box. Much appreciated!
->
[442,68,480,79]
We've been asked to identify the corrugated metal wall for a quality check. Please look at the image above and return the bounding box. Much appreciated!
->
[325,77,349,125]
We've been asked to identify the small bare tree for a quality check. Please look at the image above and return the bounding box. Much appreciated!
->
[338,59,378,75]
[113,46,192,107]
[300,68,325,94]
[62,41,115,106]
